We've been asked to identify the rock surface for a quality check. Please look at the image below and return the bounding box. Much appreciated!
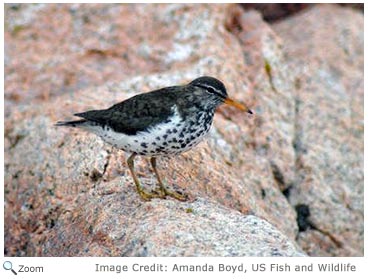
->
[4,4,363,256]
[272,4,364,256]
[42,196,304,256]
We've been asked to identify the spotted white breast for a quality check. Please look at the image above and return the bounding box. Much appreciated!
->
[81,105,214,156]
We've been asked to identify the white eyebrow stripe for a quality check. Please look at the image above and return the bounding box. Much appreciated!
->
[195,84,224,95]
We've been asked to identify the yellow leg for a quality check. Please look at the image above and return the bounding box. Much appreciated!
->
[150,157,188,201]
[127,153,163,201]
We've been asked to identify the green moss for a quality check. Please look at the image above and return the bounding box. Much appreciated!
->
[264,58,278,93]
[185,208,194,214]
[11,24,26,36]
[264,59,272,76]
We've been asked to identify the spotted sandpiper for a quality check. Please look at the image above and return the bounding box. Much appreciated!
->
[56,76,252,201]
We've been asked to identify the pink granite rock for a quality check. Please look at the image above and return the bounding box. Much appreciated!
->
[271,4,364,256]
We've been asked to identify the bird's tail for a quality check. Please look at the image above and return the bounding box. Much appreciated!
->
[54,119,87,127]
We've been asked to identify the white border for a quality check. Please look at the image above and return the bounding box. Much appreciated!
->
[1,1,367,278]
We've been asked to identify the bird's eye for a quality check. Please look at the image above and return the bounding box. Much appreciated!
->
[206,87,216,94]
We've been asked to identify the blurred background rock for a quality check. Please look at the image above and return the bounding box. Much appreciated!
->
[241,3,363,22]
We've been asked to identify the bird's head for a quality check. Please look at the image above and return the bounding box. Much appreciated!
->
[189,76,252,114]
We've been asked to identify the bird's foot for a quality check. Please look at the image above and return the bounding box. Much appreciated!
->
[138,187,188,201]
[137,188,165,201]
[161,187,189,201]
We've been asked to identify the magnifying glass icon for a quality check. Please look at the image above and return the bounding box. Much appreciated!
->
[3,261,17,275]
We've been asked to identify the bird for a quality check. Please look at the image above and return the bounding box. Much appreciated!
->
[55,76,252,201]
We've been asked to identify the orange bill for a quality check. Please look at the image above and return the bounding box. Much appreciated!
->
[224,97,253,114]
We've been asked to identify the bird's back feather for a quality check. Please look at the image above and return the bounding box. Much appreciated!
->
[73,86,187,135]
